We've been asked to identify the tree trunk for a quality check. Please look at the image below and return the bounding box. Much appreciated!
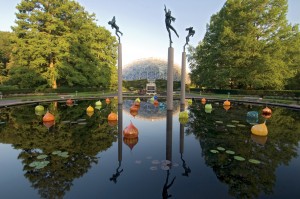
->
[49,60,57,89]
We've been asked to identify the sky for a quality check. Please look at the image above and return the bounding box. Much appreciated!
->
[1,0,300,69]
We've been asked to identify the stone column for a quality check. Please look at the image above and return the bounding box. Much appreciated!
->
[118,43,122,105]
[180,51,186,106]
[167,47,174,110]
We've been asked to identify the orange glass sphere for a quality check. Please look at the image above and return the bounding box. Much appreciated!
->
[106,98,111,104]
[123,121,139,138]
[108,112,117,121]
[43,111,55,122]
[223,100,230,106]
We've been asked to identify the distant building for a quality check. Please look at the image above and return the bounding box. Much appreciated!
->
[122,58,181,81]
[146,80,156,95]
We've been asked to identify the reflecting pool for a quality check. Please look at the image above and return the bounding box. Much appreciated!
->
[0,98,300,199]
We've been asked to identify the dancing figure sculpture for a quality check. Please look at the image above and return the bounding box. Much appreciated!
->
[108,16,123,43]
[164,5,179,47]
[184,27,195,51]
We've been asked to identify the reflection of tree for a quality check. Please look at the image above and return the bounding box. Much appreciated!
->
[187,102,300,198]
[0,100,118,198]
[180,154,191,177]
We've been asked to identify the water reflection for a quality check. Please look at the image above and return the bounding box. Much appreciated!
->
[188,101,300,198]
[161,110,176,199]
[0,99,299,198]
[0,100,118,198]
[110,105,124,183]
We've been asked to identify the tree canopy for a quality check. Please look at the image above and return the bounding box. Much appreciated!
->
[189,0,300,90]
[3,0,118,90]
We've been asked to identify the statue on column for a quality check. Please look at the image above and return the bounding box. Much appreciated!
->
[184,27,195,51]
[108,16,123,43]
[164,5,179,47]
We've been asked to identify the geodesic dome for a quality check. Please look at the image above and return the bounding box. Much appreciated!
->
[122,58,181,81]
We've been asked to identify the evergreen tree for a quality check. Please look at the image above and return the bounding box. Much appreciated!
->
[9,0,117,89]
[190,0,300,90]
[0,31,14,84]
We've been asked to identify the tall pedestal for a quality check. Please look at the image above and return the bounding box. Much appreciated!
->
[167,47,174,110]
[118,43,123,105]
[118,105,123,163]
[180,52,186,106]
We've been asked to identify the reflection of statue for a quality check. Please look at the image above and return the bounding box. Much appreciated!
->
[162,170,176,199]
[184,27,195,50]
[108,16,123,43]
[110,162,123,183]
[180,154,191,177]
[164,5,179,47]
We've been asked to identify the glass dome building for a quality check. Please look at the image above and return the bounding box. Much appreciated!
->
[122,58,181,81]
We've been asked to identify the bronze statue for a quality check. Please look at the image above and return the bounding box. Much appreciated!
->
[184,27,195,50]
[108,16,123,43]
[164,5,179,47]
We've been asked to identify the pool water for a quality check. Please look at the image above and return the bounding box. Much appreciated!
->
[0,99,300,199]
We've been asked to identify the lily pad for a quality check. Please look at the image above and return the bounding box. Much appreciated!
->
[237,124,246,127]
[77,119,86,122]
[249,159,261,164]
[150,166,158,171]
[215,121,223,124]
[61,121,70,124]
[225,150,235,155]
[152,160,160,164]
[217,147,225,151]
[226,124,236,128]
[52,150,62,155]
[29,161,40,167]
[234,156,245,161]
[78,122,87,125]
[37,154,48,159]
[210,149,219,154]
[231,120,240,123]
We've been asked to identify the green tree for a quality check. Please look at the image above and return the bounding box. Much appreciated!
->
[189,0,300,90]
[0,31,14,84]
[9,0,117,89]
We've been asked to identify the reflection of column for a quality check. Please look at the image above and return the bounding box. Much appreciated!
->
[118,43,123,105]
[180,51,186,106]
[167,47,174,110]
[118,105,123,162]
[180,123,184,154]
[166,110,173,162]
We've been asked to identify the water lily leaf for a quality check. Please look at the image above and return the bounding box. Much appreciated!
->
[77,118,86,122]
[249,159,261,164]
[226,124,236,128]
[35,165,46,169]
[215,121,223,124]
[237,124,246,127]
[225,150,235,155]
[78,122,87,125]
[61,121,70,124]
[37,154,48,159]
[29,161,39,167]
[231,120,240,123]
[234,156,245,161]
[52,151,61,155]
[217,147,225,151]
[210,149,219,154]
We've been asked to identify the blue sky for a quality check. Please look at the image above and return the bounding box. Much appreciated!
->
[1,0,299,68]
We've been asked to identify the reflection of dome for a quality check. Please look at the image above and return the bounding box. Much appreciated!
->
[122,58,181,81]
[123,100,180,121]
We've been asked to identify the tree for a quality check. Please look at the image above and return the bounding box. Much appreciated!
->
[0,31,14,84]
[189,0,300,90]
[9,0,117,89]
